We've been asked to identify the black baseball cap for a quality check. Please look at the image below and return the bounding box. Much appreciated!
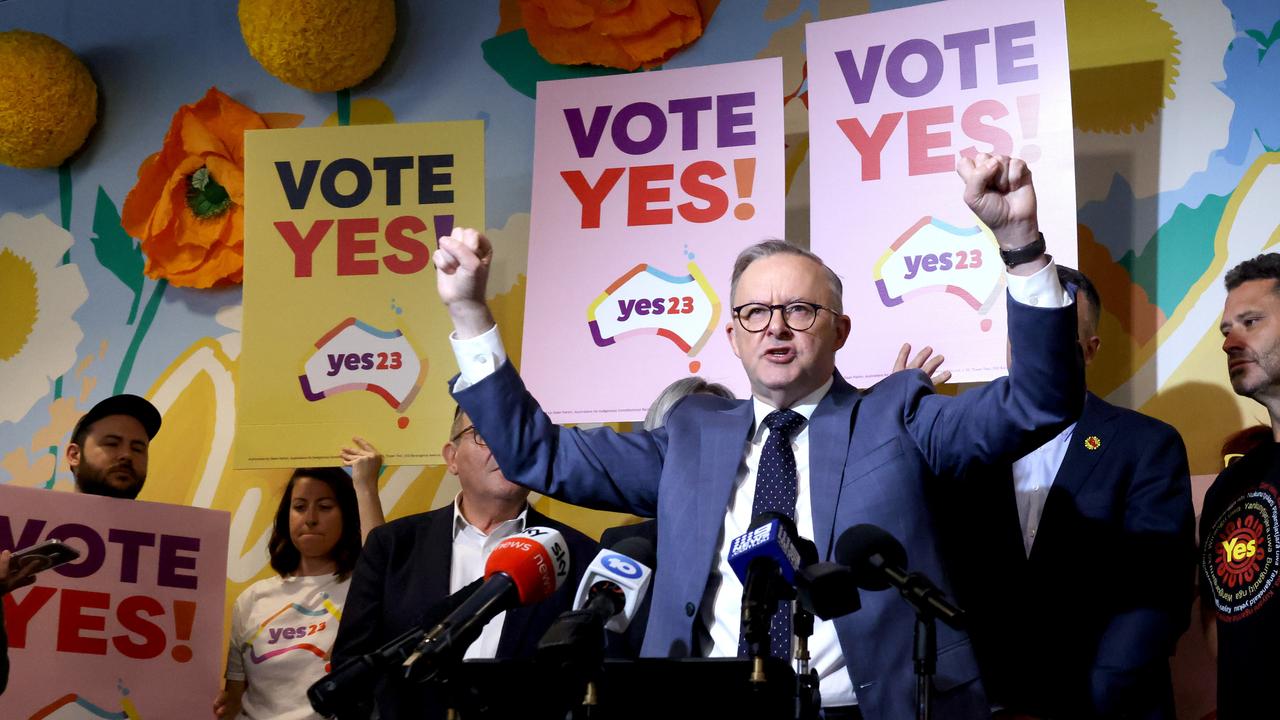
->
[71,394,162,442]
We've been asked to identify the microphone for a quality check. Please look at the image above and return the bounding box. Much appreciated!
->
[537,536,656,682]
[402,526,571,680]
[835,524,963,628]
[571,536,656,632]
[795,562,861,620]
[308,578,484,717]
[728,512,806,659]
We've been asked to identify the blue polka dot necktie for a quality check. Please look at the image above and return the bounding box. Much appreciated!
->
[739,408,806,660]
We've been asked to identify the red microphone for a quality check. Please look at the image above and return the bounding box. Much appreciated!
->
[402,526,570,679]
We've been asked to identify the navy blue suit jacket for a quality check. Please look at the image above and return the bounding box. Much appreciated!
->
[938,392,1194,718]
[454,295,1083,720]
[331,504,598,719]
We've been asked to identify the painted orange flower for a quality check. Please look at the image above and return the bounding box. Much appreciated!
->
[121,87,300,288]
[519,0,713,71]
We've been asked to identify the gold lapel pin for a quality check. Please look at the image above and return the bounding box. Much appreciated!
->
[1084,435,1101,451]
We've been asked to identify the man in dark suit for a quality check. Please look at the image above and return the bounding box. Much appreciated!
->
[331,407,598,719]
[433,153,1083,720]
[938,267,1194,718]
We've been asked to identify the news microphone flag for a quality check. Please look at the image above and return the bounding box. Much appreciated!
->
[727,515,804,585]
[572,539,654,633]
[486,525,571,603]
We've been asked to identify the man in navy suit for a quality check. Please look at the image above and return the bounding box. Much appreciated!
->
[433,154,1083,720]
[936,267,1194,719]
[331,407,597,719]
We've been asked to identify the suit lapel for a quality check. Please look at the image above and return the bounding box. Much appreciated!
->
[1031,393,1116,559]
[808,376,861,560]
[696,401,756,562]
[496,506,544,657]
[419,507,456,619]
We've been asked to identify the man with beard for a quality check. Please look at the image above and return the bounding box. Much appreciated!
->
[1201,254,1280,720]
[66,394,162,499]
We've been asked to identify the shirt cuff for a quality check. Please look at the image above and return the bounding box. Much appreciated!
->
[1006,256,1070,308]
[449,324,508,391]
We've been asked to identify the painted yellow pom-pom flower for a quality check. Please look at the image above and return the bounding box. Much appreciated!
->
[238,0,395,92]
[0,30,98,168]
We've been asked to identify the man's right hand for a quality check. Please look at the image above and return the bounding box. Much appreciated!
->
[434,226,496,339]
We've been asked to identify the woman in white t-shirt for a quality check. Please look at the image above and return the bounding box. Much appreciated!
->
[214,439,384,720]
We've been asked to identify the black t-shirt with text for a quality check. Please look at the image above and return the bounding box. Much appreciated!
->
[1200,443,1280,719]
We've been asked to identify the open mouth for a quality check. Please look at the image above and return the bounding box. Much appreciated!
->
[764,346,795,363]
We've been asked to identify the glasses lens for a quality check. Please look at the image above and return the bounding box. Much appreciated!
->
[784,303,817,330]
[472,431,487,448]
[740,304,772,331]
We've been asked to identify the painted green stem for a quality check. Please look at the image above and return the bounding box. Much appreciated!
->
[337,89,351,126]
[113,279,168,395]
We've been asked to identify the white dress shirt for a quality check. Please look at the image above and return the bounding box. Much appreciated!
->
[1011,421,1076,556]
[449,495,527,660]
[448,259,1069,706]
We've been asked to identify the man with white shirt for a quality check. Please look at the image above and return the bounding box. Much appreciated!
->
[436,153,1083,720]
[937,266,1194,719]
[331,407,597,720]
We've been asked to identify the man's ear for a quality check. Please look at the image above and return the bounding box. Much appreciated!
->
[66,442,81,473]
[832,314,852,351]
[442,441,458,474]
[725,322,743,360]
[1082,335,1102,366]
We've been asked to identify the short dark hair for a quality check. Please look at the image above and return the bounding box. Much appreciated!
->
[730,240,844,314]
[268,467,362,580]
[1057,265,1101,333]
[1225,253,1280,291]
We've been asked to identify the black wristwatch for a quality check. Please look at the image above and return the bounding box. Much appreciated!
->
[999,232,1046,268]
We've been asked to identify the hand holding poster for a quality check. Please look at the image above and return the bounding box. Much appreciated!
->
[522,59,785,422]
[0,484,228,718]
[239,121,484,467]
[806,0,1076,383]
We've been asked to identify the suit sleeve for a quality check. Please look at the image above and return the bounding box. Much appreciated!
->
[332,525,392,667]
[1089,423,1194,718]
[905,294,1085,477]
[453,362,668,516]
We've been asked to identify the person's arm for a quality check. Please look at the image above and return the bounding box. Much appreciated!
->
[436,227,665,515]
[341,436,387,542]
[1089,425,1195,717]
[213,679,246,719]
[217,591,250,718]
[909,155,1083,474]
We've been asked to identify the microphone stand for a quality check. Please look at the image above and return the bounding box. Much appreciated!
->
[914,613,936,720]
[792,606,820,720]
[895,571,960,720]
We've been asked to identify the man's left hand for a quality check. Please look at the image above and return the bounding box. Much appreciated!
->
[893,343,952,386]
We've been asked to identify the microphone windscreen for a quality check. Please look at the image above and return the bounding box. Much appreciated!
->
[484,526,570,605]
[834,524,908,591]
[608,536,656,569]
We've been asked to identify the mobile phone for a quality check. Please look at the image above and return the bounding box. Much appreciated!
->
[4,539,82,587]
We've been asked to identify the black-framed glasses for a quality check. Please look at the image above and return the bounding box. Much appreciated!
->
[732,302,836,332]
[450,425,488,447]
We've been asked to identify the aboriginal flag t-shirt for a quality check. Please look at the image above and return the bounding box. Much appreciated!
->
[1200,443,1280,719]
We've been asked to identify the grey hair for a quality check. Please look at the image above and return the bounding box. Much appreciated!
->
[729,239,844,314]
[644,376,735,431]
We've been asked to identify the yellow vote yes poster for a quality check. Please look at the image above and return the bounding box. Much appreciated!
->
[237,121,483,468]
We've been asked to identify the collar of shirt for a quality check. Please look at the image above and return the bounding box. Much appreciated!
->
[451,494,528,546]
[749,376,835,444]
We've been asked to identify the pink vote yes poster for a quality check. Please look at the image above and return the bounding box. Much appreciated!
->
[807,0,1077,384]
[1,484,229,719]
[521,59,785,422]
